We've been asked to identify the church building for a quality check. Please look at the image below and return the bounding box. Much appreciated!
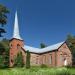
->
[9,12,72,67]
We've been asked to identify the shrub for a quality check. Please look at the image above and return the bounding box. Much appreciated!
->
[26,50,30,69]
[14,52,24,67]
[41,64,48,68]
[0,48,9,68]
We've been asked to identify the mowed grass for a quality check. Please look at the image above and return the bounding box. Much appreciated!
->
[0,67,75,75]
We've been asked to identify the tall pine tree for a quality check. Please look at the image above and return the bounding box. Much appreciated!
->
[26,50,30,69]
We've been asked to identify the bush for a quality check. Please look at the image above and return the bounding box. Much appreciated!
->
[41,64,48,68]
[26,50,30,69]
[14,52,24,67]
[0,48,9,68]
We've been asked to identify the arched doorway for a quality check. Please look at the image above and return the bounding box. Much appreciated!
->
[64,58,67,66]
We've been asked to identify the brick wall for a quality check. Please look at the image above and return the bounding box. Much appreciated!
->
[9,40,72,67]
[57,43,72,67]
[9,39,24,67]
[29,43,72,67]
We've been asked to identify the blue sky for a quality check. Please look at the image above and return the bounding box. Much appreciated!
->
[0,0,75,47]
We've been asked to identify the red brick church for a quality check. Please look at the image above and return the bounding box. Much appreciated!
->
[9,12,72,67]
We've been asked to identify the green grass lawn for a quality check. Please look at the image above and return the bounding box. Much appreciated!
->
[0,67,75,75]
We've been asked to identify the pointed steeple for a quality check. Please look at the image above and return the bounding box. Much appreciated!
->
[13,11,22,40]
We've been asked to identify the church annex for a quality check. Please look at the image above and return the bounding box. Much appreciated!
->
[9,12,72,67]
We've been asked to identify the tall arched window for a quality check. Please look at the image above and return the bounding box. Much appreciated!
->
[11,59,14,64]
[43,55,46,64]
[50,55,52,64]
[60,54,63,62]
[17,44,20,49]
[10,44,12,48]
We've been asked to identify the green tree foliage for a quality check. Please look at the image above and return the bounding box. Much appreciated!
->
[0,28,6,37]
[40,43,47,48]
[4,48,9,68]
[0,38,9,47]
[0,38,9,54]
[0,4,9,37]
[14,52,24,67]
[0,39,9,68]
[0,4,9,67]
[66,34,75,65]
[0,42,5,54]
[26,50,30,69]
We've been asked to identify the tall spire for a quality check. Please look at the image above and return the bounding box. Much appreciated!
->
[13,11,22,40]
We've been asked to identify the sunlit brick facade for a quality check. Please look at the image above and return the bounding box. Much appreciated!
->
[9,11,72,67]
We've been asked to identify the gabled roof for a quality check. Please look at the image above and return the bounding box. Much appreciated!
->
[23,41,65,53]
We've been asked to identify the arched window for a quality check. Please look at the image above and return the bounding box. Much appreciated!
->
[36,56,39,64]
[43,55,46,64]
[17,44,20,49]
[11,59,14,63]
[50,55,52,64]
[10,44,12,48]
[60,54,63,62]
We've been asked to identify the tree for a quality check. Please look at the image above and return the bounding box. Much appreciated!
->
[14,52,24,67]
[66,34,75,65]
[0,39,9,68]
[2,47,9,68]
[0,28,6,37]
[26,50,30,69]
[0,42,5,54]
[0,4,9,37]
[40,43,47,48]
[0,55,4,68]
[0,38,9,53]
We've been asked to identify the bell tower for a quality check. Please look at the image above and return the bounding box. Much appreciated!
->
[9,11,24,67]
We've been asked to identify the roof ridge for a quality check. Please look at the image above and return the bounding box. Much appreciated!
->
[23,41,65,53]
